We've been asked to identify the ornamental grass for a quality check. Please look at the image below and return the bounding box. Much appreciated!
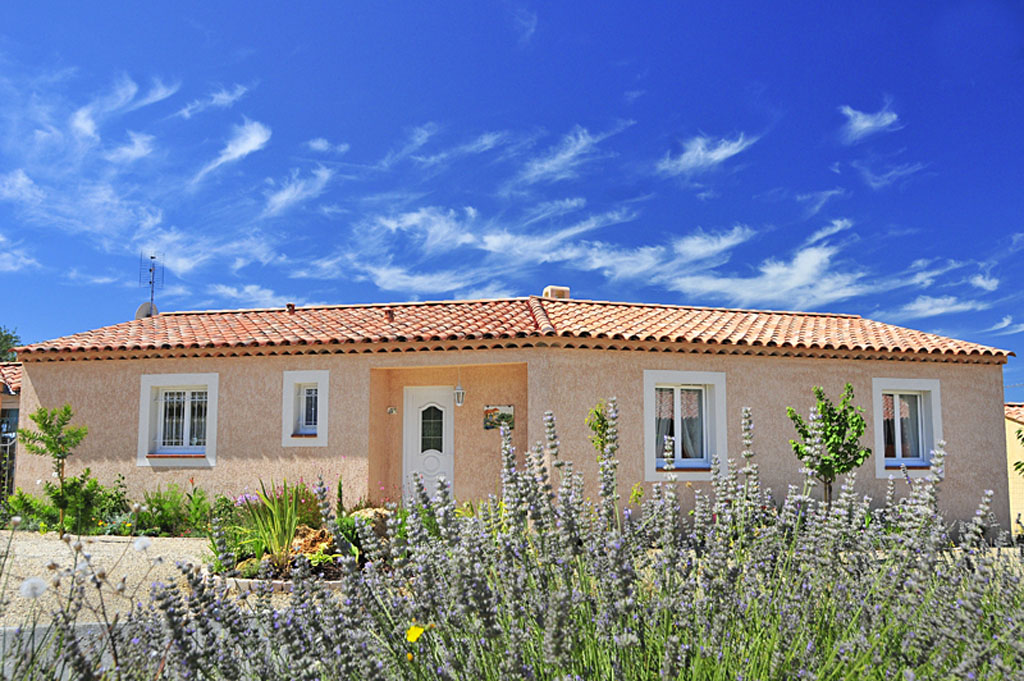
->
[2,402,1022,680]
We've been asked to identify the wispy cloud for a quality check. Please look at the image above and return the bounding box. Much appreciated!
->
[126,78,180,111]
[522,197,587,225]
[852,160,926,190]
[986,315,1013,332]
[66,268,118,285]
[511,7,538,46]
[0,169,45,203]
[796,187,847,217]
[968,273,999,291]
[104,131,155,163]
[208,283,305,308]
[0,233,39,272]
[892,295,989,320]
[672,224,755,262]
[839,102,902,144]
[306,137,350,154]
[624,89,646,105]
[657,133,758,176]
[378,123,439,170]
[263,166,333,217]
[373,206,478,255]
[513,122,633,187]
[175,84,248,119]
[479,208,638,262]
[414,131,508,167]
[805,218,854,246]
[192,118,271,184]
[665,244,869,310]
[69,75,139,139]
[359,263,482,295]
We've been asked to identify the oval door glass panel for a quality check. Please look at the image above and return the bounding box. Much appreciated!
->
[420,405,444,476]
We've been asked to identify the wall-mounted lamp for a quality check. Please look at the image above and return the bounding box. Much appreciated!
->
[454,366,466,407]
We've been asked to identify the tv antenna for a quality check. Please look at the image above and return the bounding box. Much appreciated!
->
[137,253,164,319]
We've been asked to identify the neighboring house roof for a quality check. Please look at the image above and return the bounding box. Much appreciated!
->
[1006,403,1024,425]
[14,296,1012,363]
[0,362,21,395]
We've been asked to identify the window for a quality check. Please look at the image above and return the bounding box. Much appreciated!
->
[138,373,218,468]
[157,389,207,450]
[282,370,329,447]
[872,378,942,478]
[421,405,443,452]
[644,370,727,481]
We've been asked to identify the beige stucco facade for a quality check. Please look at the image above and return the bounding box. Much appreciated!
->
[14,345,1010,527]
[1006,417,1024,530]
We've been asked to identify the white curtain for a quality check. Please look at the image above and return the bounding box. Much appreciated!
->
[678,389,703,459]
[655,388,674,462]
[900,394,920,458]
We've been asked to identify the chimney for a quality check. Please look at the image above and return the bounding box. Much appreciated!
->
[542,285,570,299]
[383,307,395,322]
[286,303,296,315]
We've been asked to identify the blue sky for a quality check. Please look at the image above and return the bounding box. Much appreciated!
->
[1,2,1023,397]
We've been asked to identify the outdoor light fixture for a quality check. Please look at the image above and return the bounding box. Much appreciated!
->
[454,365,466,407]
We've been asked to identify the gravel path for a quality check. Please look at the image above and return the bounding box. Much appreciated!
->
[0,531,210,625]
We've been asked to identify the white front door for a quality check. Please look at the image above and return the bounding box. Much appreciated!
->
[403,386,454,501]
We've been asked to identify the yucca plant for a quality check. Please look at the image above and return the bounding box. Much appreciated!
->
[240,479,300,574]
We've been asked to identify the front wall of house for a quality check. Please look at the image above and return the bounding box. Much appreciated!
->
[16,347,1008,527]
[523,348,1009,528]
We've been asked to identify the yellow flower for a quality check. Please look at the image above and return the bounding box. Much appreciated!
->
[406,653,414,661]
[406,625,425,642]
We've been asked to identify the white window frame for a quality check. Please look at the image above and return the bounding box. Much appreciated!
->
[872,378,942,480]
[643,370,727,482]
[282,370,329,447]
[138,373,219,468]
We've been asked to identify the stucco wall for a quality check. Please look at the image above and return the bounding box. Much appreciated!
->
[1006,419,1024,530]
[15,346,1008,527]
[521,348,1008,528]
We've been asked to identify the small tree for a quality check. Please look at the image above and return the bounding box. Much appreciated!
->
[787,383,871,510]
[17,404,88,530]
[585,399,610,459]
[0,325,19,362]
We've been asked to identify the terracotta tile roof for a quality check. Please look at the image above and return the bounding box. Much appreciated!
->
[14,296,1012,362]
[0,362,20,394]
[1006,403,1024,425]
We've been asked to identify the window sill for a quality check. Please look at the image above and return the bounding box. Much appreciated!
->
[290,433,318,438]
[885,461,932,470]
[146,453,208,459]
[657,465,712,473]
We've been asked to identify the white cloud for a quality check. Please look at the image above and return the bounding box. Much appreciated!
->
[0,169,45,203]
[373,206,478,254]
[853,160,926,190]
[69,75,140,139]
[208,283,303,308]
[66,268,118,285]
[839,103,902,144]
[805,218,854,246]
[479,208,637,262]
[514,122,633,187]
[986,315,1013,331]
[512,7,538,46]
[796,188,847,217]
[969,273,999,291]
[624,89,646,104]
[263,166,333,217]
[0,234,39,272]
[306,137,350,154]
[672,225,755,262]
[460,282,517,299]
[657,133,757,176]
[894,295,989,319]
[665,245,869,309]
[566,243,667,280]
[127,78,180,111]
[378,123,439,170]
[522,197,587,225]
[175,84,248,119]
[414,131,507,167]
[360,263,479,294]
[104,132,155,163]
[193,118,271,184]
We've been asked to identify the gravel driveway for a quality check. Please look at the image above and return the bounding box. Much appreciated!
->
[0,531,210,625]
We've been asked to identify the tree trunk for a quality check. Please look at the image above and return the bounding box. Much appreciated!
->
[824,481,833,515]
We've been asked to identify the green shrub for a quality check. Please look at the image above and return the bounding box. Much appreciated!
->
[240,480,301,573]
[135,484,190,536]
[6,488,59,530]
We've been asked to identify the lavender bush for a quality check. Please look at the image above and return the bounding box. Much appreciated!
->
[2,402,1022,679]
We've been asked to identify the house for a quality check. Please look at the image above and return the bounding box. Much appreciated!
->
[1,362,21,495]
[1004,403,1024,529]
[12,287,1013,527]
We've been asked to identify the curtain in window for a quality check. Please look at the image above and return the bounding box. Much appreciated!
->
[161,391,186,447]
[899,394,920,459]
[882,393,896,458]
[678,388,703,459]
[190,391,208,447]
[654,388,674,461]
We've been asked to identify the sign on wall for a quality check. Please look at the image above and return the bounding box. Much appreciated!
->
[483,405,514,430]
